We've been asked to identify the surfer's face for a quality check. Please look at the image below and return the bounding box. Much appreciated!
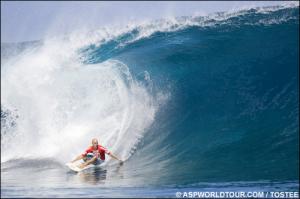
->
[92,140,98,149]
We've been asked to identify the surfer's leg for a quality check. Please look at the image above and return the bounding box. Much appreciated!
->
[79,156,97,168]
[93,158,103,165]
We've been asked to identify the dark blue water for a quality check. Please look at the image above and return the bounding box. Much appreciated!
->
[1,5,299,197]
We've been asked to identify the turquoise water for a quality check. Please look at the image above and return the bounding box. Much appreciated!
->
[1,5,299,197]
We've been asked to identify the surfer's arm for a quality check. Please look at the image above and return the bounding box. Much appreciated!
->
[71,154,84,163]
[108,151,123,162]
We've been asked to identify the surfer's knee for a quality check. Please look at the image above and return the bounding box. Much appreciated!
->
[91,156,97,161]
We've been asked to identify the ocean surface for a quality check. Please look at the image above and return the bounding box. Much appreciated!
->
[1,4,299,198]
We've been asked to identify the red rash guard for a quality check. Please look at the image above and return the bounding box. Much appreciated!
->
[82,145,110,160]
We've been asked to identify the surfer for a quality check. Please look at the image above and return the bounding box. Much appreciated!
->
[71,138,123,169]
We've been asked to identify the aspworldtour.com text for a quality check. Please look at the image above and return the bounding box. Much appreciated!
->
[175,191,299,198]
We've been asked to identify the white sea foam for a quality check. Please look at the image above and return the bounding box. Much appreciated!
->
[55,3,298,50]
[1,37,167,164]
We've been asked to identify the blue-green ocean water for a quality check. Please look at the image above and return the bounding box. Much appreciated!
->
[1,5,299,198]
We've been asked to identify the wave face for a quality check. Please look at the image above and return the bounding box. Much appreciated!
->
[1,5,299,186]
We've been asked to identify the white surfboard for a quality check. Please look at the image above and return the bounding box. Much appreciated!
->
[66,162,82,172]
[66,162,97,172]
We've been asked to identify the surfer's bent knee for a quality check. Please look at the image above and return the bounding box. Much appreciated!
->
[90,156,97,161]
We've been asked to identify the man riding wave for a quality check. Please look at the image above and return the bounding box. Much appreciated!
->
[70,138,123,169]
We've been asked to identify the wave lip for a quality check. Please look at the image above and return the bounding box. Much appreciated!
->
[78,6,299,64]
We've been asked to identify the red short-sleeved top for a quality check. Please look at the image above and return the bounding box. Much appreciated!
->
[82,145,110,160]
